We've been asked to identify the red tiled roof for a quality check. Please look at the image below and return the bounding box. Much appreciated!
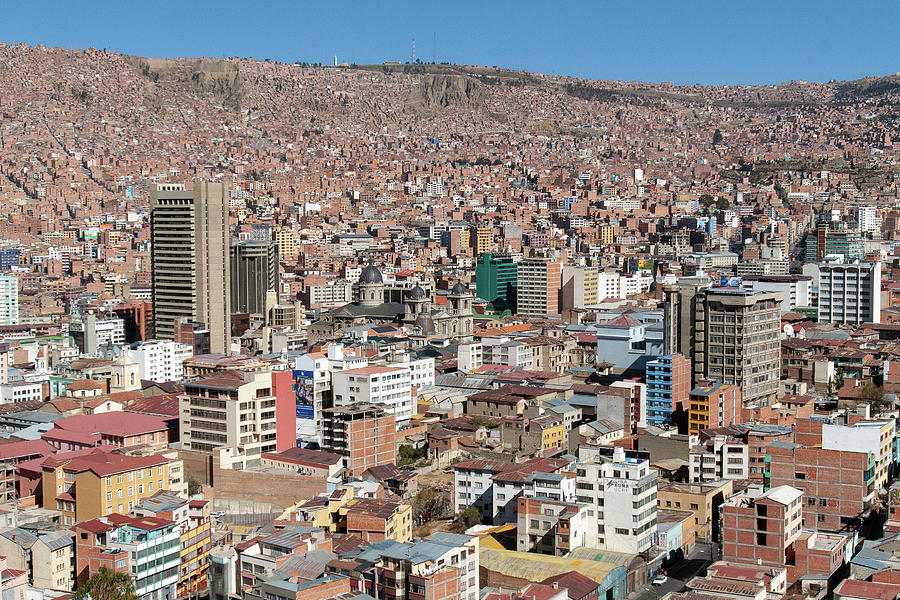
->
[0,439,54,462]
[540,571,600,600]
[75,518,116,534]
[42,428,101,446]
[125,394,180,417]
[48,397,81,412]
[835,579,900,600]
[65,379,106,391]
[53,412,168,437]
[44,450,168,477]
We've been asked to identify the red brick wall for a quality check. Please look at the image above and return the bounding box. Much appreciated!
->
[346,413,396,477]
[872,569,900,584]
[74,531,129,588]
[767,445,868,531]
[289,576,350,600]
[345,512,388,543]
[671,353,690,412]
[722,501,787,567]
[793,419,823,447]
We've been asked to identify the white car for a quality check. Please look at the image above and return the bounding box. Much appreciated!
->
[651,575,668,586]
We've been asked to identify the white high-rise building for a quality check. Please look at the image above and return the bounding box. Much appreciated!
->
[856,206,881,234]
[0,275,18,326]
[817,260,881,324]
[597,271,622,302]
[132,340,194,383]
[574,447,658,554]
[742,275,813,313]
[332,365,413,428]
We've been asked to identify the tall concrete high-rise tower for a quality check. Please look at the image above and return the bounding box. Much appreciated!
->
[151,182,231,354]
[230,240,279,315]
[692,288,783,407]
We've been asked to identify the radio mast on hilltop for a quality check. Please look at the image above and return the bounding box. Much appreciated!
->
[411,38,416,63]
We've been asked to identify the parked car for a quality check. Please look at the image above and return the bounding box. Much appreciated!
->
[651,575,668,586]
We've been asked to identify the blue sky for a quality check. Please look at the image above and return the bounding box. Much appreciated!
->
[3,1,898,85]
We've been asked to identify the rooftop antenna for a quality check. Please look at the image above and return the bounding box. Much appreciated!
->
[411,38,416,63]
[433,32,436,63]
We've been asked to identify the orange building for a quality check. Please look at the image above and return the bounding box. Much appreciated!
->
[689,382,742,436]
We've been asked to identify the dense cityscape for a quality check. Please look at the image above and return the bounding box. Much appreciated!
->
[0,36,898,600]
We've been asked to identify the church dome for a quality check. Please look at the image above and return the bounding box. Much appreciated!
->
[409,285,427,300]
[359,265,383,285]
[451,282,467,296]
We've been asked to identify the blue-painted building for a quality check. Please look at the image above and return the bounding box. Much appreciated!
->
[0,249,20,270]
[645,354,689,427]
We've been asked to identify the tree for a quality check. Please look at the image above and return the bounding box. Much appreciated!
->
[398,444,426,466]
[186,475,201,496]
[76,567,139,600]
[715,196,731,211]
[833,367,845,393]
[450,507,482,533]
[712,129,724,145]
[699,194,715,207]
[412,488,451,521]
[861,382,890,413]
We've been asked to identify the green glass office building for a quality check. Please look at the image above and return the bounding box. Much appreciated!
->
[475,253,518,309]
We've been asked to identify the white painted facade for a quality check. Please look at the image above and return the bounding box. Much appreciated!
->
[132,340,194,383]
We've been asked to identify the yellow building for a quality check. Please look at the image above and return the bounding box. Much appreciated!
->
[599,225,614,246]
[475,226,492,255]
[460,229,471,250]
[540,420,566,451]
[41,451,170,525]
[277,486,355,530]
[341,497,413,543]
[274,227,295,261]
[274,485,413,543]
[582,266,599,307]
